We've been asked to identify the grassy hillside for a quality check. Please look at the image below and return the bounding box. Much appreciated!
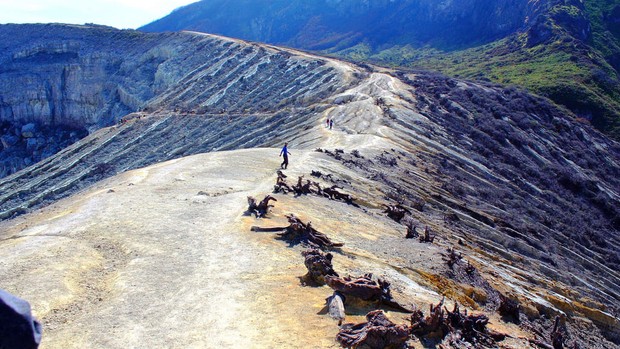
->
[332,1,620,139]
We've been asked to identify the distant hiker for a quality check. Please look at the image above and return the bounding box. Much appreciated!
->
[280,142,291,169]
[0,289,42,349]
[326,118,330,128]
[329,119,333,130]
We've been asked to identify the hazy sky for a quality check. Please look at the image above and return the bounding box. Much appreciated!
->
[0,0,199,29]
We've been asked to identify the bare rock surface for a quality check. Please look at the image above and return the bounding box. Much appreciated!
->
[0,148,428,348]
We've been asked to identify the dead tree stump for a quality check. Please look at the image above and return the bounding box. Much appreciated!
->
[405,223,418,239]
[410,299,448,338]
[384,204,411,223]
[326,274,412,313]
[247,195,277,218]
[337,310,411,349]
[300,248,339,286]
[274,170,293,194]
[278,214,343,249]
[411,300,506,347]
[324,185,358,206]
[498,294,520,322]
[419,226,435,243]
[292,176,312,195]
[442,247,462,269]
[551,316,565,349]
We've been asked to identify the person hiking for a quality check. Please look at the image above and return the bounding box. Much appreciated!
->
[280,142,291,169]
[326,118,330,128]
[329,119,333,130]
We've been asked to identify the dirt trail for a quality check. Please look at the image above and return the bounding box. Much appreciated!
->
[0,148,393,348]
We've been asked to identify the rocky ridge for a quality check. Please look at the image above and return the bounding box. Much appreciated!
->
[0,24,619,348]
[140,0,620,141]
[0,24,348,177]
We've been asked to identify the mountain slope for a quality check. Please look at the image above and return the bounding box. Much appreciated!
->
[0,24,619,348]
[0,24,347,177]
[140,0,620,140]
[140,0,540,51]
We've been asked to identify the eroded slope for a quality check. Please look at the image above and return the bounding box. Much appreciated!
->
[0,28,619,348]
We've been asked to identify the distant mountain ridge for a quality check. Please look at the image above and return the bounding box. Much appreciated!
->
[141,0,620,140]
[141,0,545,51]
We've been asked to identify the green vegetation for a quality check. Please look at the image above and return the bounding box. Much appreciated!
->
[410,39,620,137]
[584,0,620,56]
[329,1,620,140]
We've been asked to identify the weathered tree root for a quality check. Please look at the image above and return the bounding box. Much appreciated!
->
[405,222,418,239]
[442,247,462,268]
[300,248,339,286]
[273,170,293,194]
[278,171,358,205]
[410,300,506,348]
[383,204,411,223]
[326,274,412,313]
[246,195,277,218]
[410,299,448,338]
[293,176,316,195]
[498,294,520,322]
[278,214,344,249]
[528,316,567,349]
[419,226,435,243]
[337,310,411,349]
[323,185,359,207]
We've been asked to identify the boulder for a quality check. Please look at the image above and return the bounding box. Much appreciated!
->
[21,123,38,138]
[1,134,20,148]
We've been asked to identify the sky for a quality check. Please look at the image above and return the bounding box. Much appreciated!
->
[0,0,199,29]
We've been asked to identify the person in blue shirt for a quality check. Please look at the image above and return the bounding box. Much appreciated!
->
[280,142,291,169]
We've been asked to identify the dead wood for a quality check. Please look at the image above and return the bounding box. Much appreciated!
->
[273,170,293,193]
[324,185,359,206]
[410,299,448,338]
[419,226,435,243]
[383,204,411,223]
[326,274,412,313]
[336,310,410,349]
[551,316,565,349]
[326,291,346,325]
[311,170,322,177]
[301,248,339,286]
[464,261,476,275]
[498,294,520,322]
[445,302,496,347]
[411,300,506,348]
[250,226,288,232]
[442,247,462,268]
[405,223,418,239]
[278,214,343,249]
[527,316,564,349]
[247,195,277,218]
[292,176,315,195]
